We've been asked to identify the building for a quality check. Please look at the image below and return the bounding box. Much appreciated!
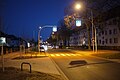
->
[67,0,120,50]
[69,27,89,47]
[97,17,120,49]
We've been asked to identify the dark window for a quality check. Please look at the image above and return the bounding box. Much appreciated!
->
[109,38,112,43]
[113,19,117,25]
[109,30,112,35]
[105,30,107,35]
[99,40,101,44]
[102,31,104,35]
[114,38,118,43]
[99,33,101,36]
[102,37,104,39]
[102,41,104,45]
[108,21,112,25]
[105,39,108,44]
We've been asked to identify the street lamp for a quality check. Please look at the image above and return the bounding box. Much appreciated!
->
[38,27,41,52]
[38,25,57,52]
[74,2,97,52]
[90,10,97,52]
[75,3,81,10]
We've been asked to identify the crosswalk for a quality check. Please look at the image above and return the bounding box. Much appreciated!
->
[49,53,82,57]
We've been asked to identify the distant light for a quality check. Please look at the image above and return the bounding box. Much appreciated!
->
[52,32,54,34]
[83,41,85,44]
[0,37,6,44]
[27,42,30,47]
[39,26,42,29]
[76,19,81,26]
[53,26,57,32]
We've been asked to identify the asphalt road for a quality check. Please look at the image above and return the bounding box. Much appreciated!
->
[48,49,120,80]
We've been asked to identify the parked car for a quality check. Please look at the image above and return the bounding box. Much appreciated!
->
[40,46,45,52]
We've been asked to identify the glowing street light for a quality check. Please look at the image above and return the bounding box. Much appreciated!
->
[74,2,97,52]
[75,3,82,10]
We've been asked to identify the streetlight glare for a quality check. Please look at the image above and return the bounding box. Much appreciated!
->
[75,3,81,10]
[39,27,42,29]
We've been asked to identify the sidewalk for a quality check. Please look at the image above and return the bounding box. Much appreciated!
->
[90,50,120,63]
[0,52,60,75]
[73,49,120,63]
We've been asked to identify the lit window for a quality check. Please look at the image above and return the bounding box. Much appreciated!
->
[113,29,117,34]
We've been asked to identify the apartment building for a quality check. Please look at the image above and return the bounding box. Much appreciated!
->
[97,17,120,47]
[69,27,90,47]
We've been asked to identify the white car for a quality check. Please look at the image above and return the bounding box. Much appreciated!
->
[40,47,45,52]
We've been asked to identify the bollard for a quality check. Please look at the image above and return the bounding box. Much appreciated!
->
[21,62,32,73]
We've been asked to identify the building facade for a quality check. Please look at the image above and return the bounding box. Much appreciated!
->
[97,17,120,49]
[69,27,91,47]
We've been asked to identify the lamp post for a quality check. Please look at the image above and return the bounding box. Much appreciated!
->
[0,37,6,72]
[38,27,41,52]
[91,10,97,52]
[74,2,97,52]
[38,25,57,52]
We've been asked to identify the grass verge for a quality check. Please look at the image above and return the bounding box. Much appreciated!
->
[92,53,120,59]
[0,67,63,80]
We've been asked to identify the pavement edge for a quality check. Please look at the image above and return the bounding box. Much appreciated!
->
[48,54,69,80]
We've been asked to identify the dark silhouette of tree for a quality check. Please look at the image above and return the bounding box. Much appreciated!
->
[57,19,73,47]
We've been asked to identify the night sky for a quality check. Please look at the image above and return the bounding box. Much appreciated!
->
[0,0,72,41]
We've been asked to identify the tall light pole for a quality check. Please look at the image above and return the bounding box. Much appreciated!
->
[38,27,41,52]
[74,2,97,52]
[91,10,97,52]
[38,25,57,52]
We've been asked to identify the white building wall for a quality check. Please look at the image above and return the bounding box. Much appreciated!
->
[97,17,120,46]
[69,28,88,47]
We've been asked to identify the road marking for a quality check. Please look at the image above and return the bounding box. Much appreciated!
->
[56,54,60,56]
[50,54,55,57]
[61,54,66,56]
[50,53,82,57]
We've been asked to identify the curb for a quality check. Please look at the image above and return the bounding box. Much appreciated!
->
[48,54,69,80]
[89,55,120,63]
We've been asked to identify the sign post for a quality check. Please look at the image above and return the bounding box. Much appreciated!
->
[1,43,4,72]
[0,37,6,72]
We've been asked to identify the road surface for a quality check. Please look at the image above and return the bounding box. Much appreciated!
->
[48,49,120,80]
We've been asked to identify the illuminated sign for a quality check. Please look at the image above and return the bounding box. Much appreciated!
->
[76,19,81,27]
